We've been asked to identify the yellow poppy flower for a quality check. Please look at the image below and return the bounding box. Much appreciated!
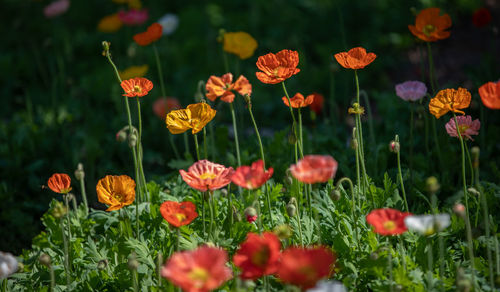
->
[429,88,471,119]
[166,103,216,134]
[223,32,258,60]
[119,65,149,80]
[97,14,123,33]
[96,175,136,211]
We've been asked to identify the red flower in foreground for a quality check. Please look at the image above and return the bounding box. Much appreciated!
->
[121,77,153,97]
[205,73,252,103]
[290,155,338,184]
[161,246,232,292]
[366,208,412,236]
[277,246,335,290]
[282,93,314,108]
[233,232,281,280]
[478,81,500,110]
[310,92,324,115]
[334,47,376,70]
[231,160,273,190]
[160,201,198,227]
[47,173,72,194]
[153,97,181,120]
[256,49,300,84]
[179,160,234,192]
[133,22,162,46]
[472,8,491,28]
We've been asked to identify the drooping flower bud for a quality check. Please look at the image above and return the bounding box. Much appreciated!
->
[116,129,128,142]
[286,197,297,217]
[330,189,341,201]
[244,207,257,223]
[389,140,400,153]
[38,253,51,268]
[128,132,138,148]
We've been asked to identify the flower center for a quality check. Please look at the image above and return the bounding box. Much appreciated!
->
[458,125,469,134]
[423,24,436,36]
[188,267,209,286]
[133,85,142,93]
[199,172,217,180]
[251,246,270,267]
[113,193,124,202]
[383,220,396,231]
[175,212,187,222]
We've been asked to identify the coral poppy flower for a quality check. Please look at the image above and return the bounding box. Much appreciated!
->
[334,47,376,70]
[472,8,491,28]
[121,77,153,97]
[445,115,480,141]
[47,173,72,194]
[404,214,451,236]
[290,155,338,184]
[223,32,258,60]
[160,201,198,228]
[166,103,217,134]
[97,14,123,33]
[205,73,252,103]
[255,49,300,84]
[161,246,232,292]
[478,81,500,110]
[96,175,136,211]
[233,232,281,280]
[180,160,234,192]
[429,87,471,119]
[118,9,148,26]
[408,8,451,42]
[133,22,163,46]
[309,92,324,115]
[153,97,181,120]
[277,246,335,290]
[366,208,412,236]
[395,80,427,102]
[231,160,273,190]
[282,93,315,108]
[119,65,148,80]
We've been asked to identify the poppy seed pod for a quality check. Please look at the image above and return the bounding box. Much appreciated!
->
[330,189,341,201]
[39,253,51,268]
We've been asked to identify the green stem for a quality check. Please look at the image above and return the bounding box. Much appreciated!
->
[203,127,208,160]
[194,134,200,161]
[281,82,303,158]
[438,235,445,292]
[354,70,368,195]
[387,239,393,292]
[202,193,206,239]
[153,44,167,98]
[183,133,190,157]
[427,237,434,291]
[49,264,55,291]
[336,178,357,246]
[395,135,409,212]
[63,194,72,255]
[464,142,474,189]
[60,218,71,286]
[136,98,148,201]
[398,236,407,270]
[361,90,377,174]
[78,174,88,215]
[495,236,500,275]
[247,101,266,167]
[294,199,304,246]
[229,102,241,166]
[157,252,163,288]
[426,42,437,94]
[409,104,414,185]
[298,107,303,153]
[132,269,139,292]
[253,190,263,234]
[209,193,215,241]
[228,189,232,237]
[431,117,443,172]
[353,128,361,201]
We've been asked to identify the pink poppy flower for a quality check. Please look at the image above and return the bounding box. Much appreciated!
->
[445,115,480,141]
[179,160,234,192]
[43,0,70,18]
[118,9,148,26]
[289,155,338,184]
[395,81,427,102]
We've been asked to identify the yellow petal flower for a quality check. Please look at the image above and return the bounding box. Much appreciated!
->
[97,14,123,33]
[119,65,149,80]
[166,109,193,134]
[223,32,258,60]
[96,175,136,211]
[429,87,471,119]
[165,103,216,135]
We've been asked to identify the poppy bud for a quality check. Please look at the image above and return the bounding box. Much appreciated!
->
[217,28,226,43]
[116,129,128,142]
[128,253,139,271]
[39,253,51,267]
[351,138,358,150]
[51,201,68,219]
[330,189,341,201]
[220,188,228,197]
[425,176,440,195]
[453,203,466,219]
[244,207,257,223]
[101,41,110,56]
[467,187,480,197]
[389,140,400,153]
[128,132,138,148]
[285,175,293,186]
[369,252,379,260]
[243,94,252,107]
[74,163,85,181]
[471,146,480,169]
[286,197,297,217]
[288,129,297,145]
[273,224,292,240]
[97,259,108,270]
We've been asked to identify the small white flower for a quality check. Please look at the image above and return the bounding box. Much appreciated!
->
[307,280,348,292]
[404,214,451,236]
[0,252,18,279]
[157,13,179,35]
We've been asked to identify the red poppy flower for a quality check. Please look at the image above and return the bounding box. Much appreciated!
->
[233,232,281,280]
[478,81,500,110]
[309,92,324,115]
[47,173,72,194]
[282,93,314,108]
[205,73,252,103]
[256,49,300,84]
[408,8,451,42]
[334,47,376,70]
[290,155,338,184]
[366,208,412,236]
[133,22,162,46]
[277,246,335,290]
[472,8,491,28]
[179,160,234,192]
[231,160,273,190]
[161,246,232,292]
[121,77,153,97]
[153,97,181,120]
[160,201,198,228]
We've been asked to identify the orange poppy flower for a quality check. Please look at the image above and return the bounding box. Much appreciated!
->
[231,160,273,190]
[289,155,338,184]
[408,8,451,42]
[153,97,181,120]
[478,81,500,110]
[334,47,376,70]
[282,93,314,108]
[179,160,234,192]
[429,87,471,119]
[96,175,136,211]
[133,22,162,46]
[166,103,216,134]
[47,173,72,194]
[160,201,198,228]
[205,73,252,103]
[255,49,300,84]
[121,77,153,97]
[366,208,412,236]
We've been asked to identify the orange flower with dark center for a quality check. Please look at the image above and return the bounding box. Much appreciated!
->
[429,87,471,118]
[233,232,281,280]
[96,175,136,211]
[133,22,163,46]
[231,160,273,190]
[478,81,500,110]
[205,73,252,103]
[282,93,314,108]
[408,8,451,42]
[290,155,338,184]
[160,201,198,227]
[366,208,412,236]
[334,47,377,70]
[256,49,300,84]
[47,173,72,194]
[179,160,234,192]
[121,77,153,97]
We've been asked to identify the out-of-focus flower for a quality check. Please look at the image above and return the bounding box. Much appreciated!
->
[223,32,258,60]
[453,203,466,219]
[256,49,300,84]
[166,103,216,134]
[47,173,72,194]
[43,0,70,18]
[290,155,338,184]
[309,92,324,115]
[472,8,491,28]
[179,160,234,192]
[445,115,480,140]
[366,208,412,236]
[157,13,179,35]
[205,73,252,103]
[282,93,314,108]
[121,77,153,97]
[348,103,365,115]
[244,207,258,223]
[334,47,376,70]
[307,280,348,292]
[277,246,335,290]
[96,175,136,211]
[153,97,181,120]
[0,252,18,279]
[231,160,273,190]
[127,0,141,9]
[119,65,148,80]
[233,232,281,280]
[98,14,123,33]
[408,8,451,42]
[429,88,471,119]
[160,201,198,227]
[404,214,451,236]
[478,81,500,110]
[161,246,232,291]
[425,176,441,194]
[51,201,68,219]
[274,224,292,240]
[133,22,162,46]
[118,9,148,26]
[395,80,427,101]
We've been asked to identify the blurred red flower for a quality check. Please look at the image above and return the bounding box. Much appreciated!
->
[133,22,162,46]
[47,173,72,194]
[118,9,148,26]
[256,49,300,84]
[478,81,500,110]
[153,97,181,120]
[179,160,234,192]
[205,73,252,103]
[334,47,376,70]
[408,8,451,42]
[309,92,324,115]
[282,93,314,108]
[366,208,411,236]
[160,201,198,228]
[231,160,273,190]
[290,155,338,184]
[472,8,491,28]
[121,77,153,97]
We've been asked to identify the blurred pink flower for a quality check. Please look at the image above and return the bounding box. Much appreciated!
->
[43,0,70,18]
[118,9,148,26]
[395,81,427,102]
[445,115,480,141]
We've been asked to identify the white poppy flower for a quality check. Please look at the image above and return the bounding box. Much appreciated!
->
[0,252,18,279]
[404,214,451,236]
[307,280,348,292]
[157,13,179,35]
